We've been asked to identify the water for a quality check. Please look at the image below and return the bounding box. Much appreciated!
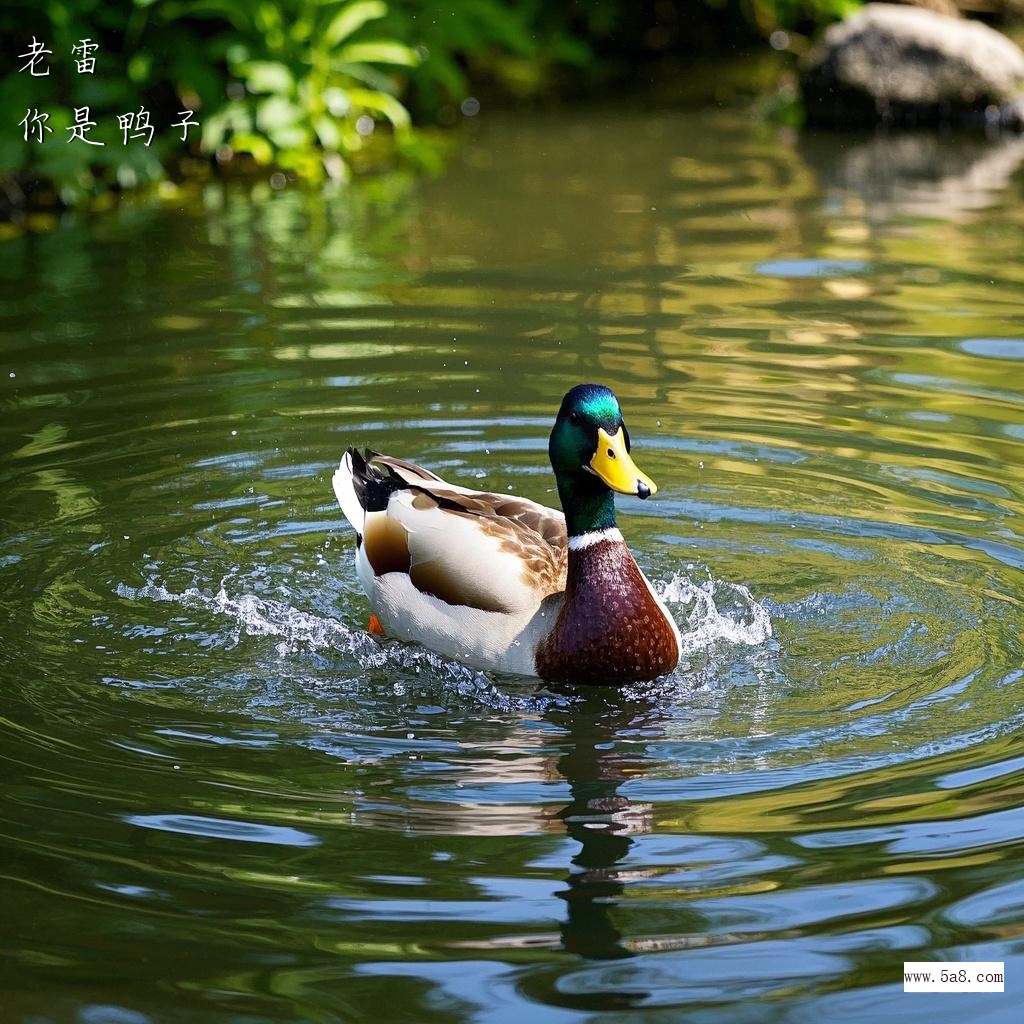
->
[2,108,1023,1021]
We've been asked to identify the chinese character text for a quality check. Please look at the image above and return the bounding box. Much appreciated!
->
[171,110,200,143]
[18,37,52,77]
[20,108,52,143]
[72,39,98,75]
[67,107,104,146]
[118,107,154,146]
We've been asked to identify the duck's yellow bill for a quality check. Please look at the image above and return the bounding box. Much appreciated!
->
[589,427,657,498]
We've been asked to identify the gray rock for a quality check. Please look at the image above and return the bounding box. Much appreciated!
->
[801,3,1024,129]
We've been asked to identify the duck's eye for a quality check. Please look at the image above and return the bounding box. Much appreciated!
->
[569,411,581,425]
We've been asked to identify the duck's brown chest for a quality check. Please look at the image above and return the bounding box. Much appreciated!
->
[535,540,679,684]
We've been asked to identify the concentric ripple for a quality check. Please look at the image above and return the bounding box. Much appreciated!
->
[2,109,1024,1023]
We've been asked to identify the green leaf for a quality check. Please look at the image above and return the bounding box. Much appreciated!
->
[177,0,253,35]
[550,35,593,68]
[419,52,468,100]
[230,132,275,164]
[127,52,152,85]
[346,87,410,129]
[313,114,341,151]
[332,62,394,92]
[243,60,295,95]
[336,41,418,67]
[257,96,311,149]
[200,101,253,152]
[323,0,387,49]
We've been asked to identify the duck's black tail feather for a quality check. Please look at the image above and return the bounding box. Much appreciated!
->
[333,448,396,542]
[347,447,406,513]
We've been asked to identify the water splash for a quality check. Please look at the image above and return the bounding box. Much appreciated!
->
[117,568,771,688]
[114,580,538,710]
[117,580,381,660]
[656,571,773,657]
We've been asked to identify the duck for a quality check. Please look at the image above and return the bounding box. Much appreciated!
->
[332,384,681,684]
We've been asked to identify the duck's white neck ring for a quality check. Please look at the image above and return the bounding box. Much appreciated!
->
[567,527,624,551]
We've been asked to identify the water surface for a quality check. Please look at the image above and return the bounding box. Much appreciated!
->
[2,110,1023,1022]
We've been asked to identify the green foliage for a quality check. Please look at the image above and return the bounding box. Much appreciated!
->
[0,0,865,215]
[1,1,171,207]
[1,0,425,197]
[746,0,862,33]
[190,0,420,181]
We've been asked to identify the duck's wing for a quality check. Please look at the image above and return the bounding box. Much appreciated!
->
[334,448,567,614]
[371,453,448,485]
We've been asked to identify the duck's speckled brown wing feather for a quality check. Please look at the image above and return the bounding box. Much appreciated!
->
[356,451,568,615]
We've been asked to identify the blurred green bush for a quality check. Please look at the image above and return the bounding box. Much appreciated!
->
[0,0,860,214]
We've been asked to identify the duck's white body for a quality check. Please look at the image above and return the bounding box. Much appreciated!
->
[363,569,557,675]
[333,450,570,675]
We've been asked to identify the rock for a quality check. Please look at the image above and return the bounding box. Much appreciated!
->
[800,3,1024,129]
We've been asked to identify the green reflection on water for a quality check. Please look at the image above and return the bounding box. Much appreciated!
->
[1,109,1023,1023]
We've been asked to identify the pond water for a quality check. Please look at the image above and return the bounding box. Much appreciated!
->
[2,109,1023,1022]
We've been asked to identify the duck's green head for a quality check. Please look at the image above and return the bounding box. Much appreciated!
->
[549,384,657,535]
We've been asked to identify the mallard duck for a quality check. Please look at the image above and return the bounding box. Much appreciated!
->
[333,384,680,684]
